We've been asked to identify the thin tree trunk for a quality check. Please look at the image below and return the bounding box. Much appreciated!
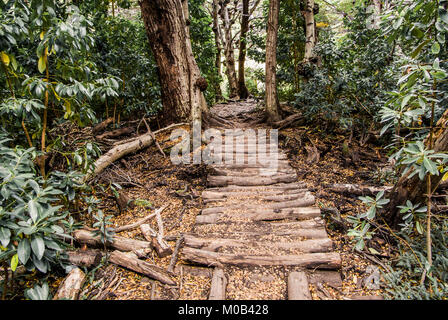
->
[139,0,207,124]
[219,0,239,98]
[302,0,316,64]
[265,0,281,123]
[212,0,223,101]
[238,0,250,99]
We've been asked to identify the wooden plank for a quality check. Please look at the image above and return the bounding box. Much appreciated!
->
[207,174,297,187]
[183,235,333,253]
[288,272,312,300]
[201,197,316,215]
[182,247,342,269]
[196,208,321,224]
[209,268,227,300]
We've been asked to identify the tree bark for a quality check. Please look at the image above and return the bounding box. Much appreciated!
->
[219,0,239,98]
[302,0,317,64]
[139,0,207,124]
[237,0,250,99]
[265,0,281,123]
[212,0,224,101]
[386,108,448,226]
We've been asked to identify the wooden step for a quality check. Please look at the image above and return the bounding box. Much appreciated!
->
[197,207,320,223]
[203,191,308,204]
[193,226,329,240]
[182,247,341,269]
[208,174,297,187]
[206,182,307,193]
[201,197,316,215]
[183,234,333,253]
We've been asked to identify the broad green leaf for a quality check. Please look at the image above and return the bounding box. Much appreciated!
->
[31,236,45,260]
[28,200,38,223]
[18,238,31,264]
[0,227,11,247]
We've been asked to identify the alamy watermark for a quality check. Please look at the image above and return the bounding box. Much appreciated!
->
[169,121,279,176]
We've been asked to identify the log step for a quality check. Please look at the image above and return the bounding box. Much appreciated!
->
[206,182,307,192]
[183,234,334,253]
[208,174,297,187]
[201,199,316,215]
[182,247,341,269]
[196,207,320,223]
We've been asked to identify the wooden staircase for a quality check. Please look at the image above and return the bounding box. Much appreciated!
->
[180,104,342,300]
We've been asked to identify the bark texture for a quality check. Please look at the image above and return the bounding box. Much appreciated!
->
[265,0,281,123]
[219,0,239,98]
[302,0,317,64]
[238,0,250,99]
[139,0,207,123]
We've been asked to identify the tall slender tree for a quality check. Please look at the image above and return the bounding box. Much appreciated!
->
[238,0,261,99]
[219,0,239,98]
[265,0,281,123]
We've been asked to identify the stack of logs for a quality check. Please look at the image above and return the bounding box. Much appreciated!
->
[55,205,179,300]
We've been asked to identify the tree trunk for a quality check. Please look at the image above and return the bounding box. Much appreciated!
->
[386,108,448,227]
[265,0,281,123]
[302,0,316,64]
[212,0,224,101]
[139,0,207,124]
[219,0,239,98]
[238,0,250,99]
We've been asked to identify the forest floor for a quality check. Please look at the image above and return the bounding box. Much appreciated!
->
[12,99,397,300]
[48,100,391,300]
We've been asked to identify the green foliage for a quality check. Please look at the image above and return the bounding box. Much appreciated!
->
[383,220,448,300]
[0,135,71,275]
[293,5,395,129]
[347,190,390,251]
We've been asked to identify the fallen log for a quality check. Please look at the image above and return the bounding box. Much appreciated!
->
[183,235,333,253]
[53,268,86,300]
[182,247,341,269]
[327,183,392,196]
[92,117,114,135]
[96,127,134,140]
[89,133,154,179]
[73,229,151,251]
[64,249,103,268]
[109,250,176,285]
[288,272,312,300]
[209,268,227,300]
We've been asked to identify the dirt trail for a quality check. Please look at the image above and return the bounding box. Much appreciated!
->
[180,100,342,299]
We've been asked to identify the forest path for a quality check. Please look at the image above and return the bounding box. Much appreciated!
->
[181,99,342,300]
